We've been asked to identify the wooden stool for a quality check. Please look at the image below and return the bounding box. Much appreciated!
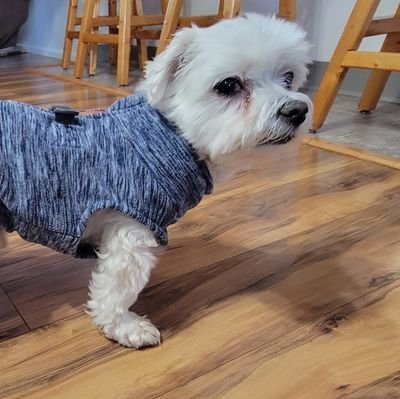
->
[312,0,400,130]
[62,0,102,75]
[73,0,295,86]
[74,0,163,86]
[156,0,295,55]
[156,0,241,55]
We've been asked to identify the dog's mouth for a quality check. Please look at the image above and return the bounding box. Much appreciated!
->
[258,130,296,146]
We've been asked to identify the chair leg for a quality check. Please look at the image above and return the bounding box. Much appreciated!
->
[136,39,148,69]
[74,0,97,78]
[218,0,225,17]
[134,0,148,70]
[117,0,132,86]
[312,0,380,130]
[222,0,241,18]
[62,0,78,69]
[279,0,296,21]
[88,0,100,76]
[108,0,118,65]
[358,5,400,112]
[156,0,183,55]
[161,0,169,15]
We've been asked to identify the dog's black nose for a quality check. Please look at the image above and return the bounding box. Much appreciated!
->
[278,100,308,127]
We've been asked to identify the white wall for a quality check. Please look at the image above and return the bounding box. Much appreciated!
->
[19,0,70,58]
[18,0,400,62]
[306,0,399,61]
[188,0,400,61]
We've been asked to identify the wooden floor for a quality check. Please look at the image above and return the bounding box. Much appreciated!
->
[1,54,400,399]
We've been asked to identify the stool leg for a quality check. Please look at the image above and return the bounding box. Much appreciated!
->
[218,0,225,17]
[161,0,168,15]
[74,0,97,79]
[134,0,148,70]
[62,0,78,69]
[312,0,380,130]
[117,0,132,86]
[156,0,183,55]
[88,0,100,76]
[222,0,241,18]
[358,5,400,112]
[279,0,296,21]
[108,0,118,65]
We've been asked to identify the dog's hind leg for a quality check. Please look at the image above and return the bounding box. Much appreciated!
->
[86,213,160,348]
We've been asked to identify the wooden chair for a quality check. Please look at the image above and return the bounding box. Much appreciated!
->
[312,0,400,131]
[74,0,243,86]
[62,0,101,75]
[73,0,296,86]
[156,0,296,55]
[155,0,241,55]
[73,0,162,85]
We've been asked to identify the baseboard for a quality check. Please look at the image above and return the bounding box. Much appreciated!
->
[18,44,63,60]
[17,45,400,104]
[303,134,400,171]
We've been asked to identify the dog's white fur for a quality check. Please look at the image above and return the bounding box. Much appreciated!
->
[0,14,312,348]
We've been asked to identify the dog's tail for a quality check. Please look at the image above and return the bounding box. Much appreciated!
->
[0,230,7,248]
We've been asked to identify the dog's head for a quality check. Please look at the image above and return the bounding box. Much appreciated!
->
[138,13,312,160]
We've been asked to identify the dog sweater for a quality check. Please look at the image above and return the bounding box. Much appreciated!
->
[0,94,213,258]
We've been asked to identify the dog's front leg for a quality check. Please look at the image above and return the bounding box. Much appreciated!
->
[86,220,160,348]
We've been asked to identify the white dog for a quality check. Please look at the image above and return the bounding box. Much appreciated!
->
[0,13,311,348]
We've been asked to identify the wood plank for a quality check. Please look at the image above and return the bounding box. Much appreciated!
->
[304,135,400,170]
[163,284,400,399]
[222,0,241,18]
[279,0,296,21]
[2,214,400,398]
[0,145,368,330]
[2,52,400,399]
[336,371,400,398]
[0,245,94,329]
[81,32,119,44]
[342,50,400,72]
[0,54,59,70]
[365,16,400,36]
[0,286,29,342]
[178,15,220,27]
[23,68,130,98]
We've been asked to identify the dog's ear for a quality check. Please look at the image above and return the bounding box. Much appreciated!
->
[139,27,198,104]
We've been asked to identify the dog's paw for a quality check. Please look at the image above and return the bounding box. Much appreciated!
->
[104,313,161,348]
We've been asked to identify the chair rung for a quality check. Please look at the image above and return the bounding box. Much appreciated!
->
[342,51,400,72]
[133,29,161,40]
[67,31,80,39]
[130,15,165,26]
[89,15,165,28]
[81,33,119,44]
[366,16,400,36]
[91,16,119,27]
[178,15,221,27]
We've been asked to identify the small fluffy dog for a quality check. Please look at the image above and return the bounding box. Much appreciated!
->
[0,14,311,348]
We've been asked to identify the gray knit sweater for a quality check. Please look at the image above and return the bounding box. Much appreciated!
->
[0,94,213,258]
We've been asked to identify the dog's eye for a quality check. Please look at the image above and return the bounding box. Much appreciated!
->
[283,71,294,89]
[214,77,243,96]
